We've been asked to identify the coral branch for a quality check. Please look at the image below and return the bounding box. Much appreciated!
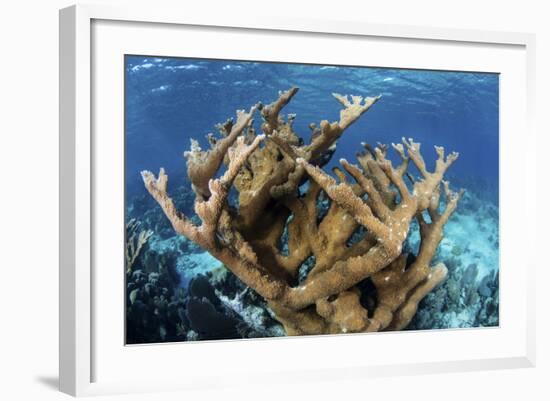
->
[332,93,381,130]
[184,104,258,198]
[195,135,265,246]
[297,157,391,242]
[141,168,201,243]
[388,263,448,330]
[339,159,390,222]
[261,87,299,135]
[305,93,380,160]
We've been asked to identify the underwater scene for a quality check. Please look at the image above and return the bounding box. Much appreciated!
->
[125,55,499,344]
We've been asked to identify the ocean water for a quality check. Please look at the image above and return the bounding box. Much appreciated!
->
[124,55,499,343]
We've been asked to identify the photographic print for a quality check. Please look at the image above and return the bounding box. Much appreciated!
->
[124,56,499,344]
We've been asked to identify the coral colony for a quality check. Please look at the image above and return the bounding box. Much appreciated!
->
[138,87,470,336]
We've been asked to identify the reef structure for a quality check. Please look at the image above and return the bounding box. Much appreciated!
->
[141,87,463,336]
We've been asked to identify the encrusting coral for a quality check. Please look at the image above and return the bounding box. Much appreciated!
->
[141,87,463,335]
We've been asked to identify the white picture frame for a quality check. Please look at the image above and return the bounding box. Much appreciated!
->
[59,3,536,397]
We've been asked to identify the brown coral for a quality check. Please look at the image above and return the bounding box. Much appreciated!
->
[141,87,463,335]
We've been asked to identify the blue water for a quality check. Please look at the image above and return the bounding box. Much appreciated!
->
[125,56,499,203]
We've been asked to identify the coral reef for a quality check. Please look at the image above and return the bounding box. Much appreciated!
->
[409,263,499,329]
[141,87,464,335]
[126,247,189,343]
[125,219,282,343]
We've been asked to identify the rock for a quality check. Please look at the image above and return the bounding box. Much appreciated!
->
[188,275,221,308]
[185,297,243,340]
